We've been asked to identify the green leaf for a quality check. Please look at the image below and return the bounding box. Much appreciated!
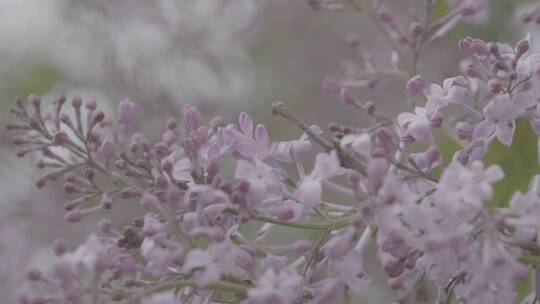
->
[483,119,540,208]
[516,270,533,302]
[433,128,462,166]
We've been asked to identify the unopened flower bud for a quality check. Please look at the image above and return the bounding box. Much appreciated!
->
[101,194,113,210]
[488,79,503,94]
[118,99,136,124]
[340,88,355,105]
[363,101,376,115]
[26,269,41,281]
[406,75,425,95]
[53,239,67,256]
[367,157,390,189]
[426,146,440,164]
[472,39,489,57]
[322,77,340,92]
[71,95,83,108]
[11,135,27,146]
[465,63,480,78]
[85,97,97,110]
[293,239,314,253]
[408,22,423,41]
[83,167,95,181]
[456,121,474,139]
[209,116,225,130]
[377,5,393,24]
[166,118,178,130]
[92,111,105,124]
[459,37,474,55]
[429,112,444,127]
[181,105,203,130]
[54,131,69,145]
[516,38,530,55]
[65,209,81,223]
[99,219,113,234]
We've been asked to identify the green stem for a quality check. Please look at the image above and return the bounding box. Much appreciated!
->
[252,214,351,230]
[142,279,248,296]
[521,255,540,265]
[350,0,413,76]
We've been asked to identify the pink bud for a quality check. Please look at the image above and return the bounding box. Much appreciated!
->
[367,157,390,189]
[101,194,113,210]
[10,135,27,146]
[166,118,178,130]
[472,39,489,57]
[141,192,161,210]
[83,167,95,181]
[209,116,225,129]
[363,101,376,115]
[340,88,355,105]
[516,38,530,55]
[181,105,203,130]
[53,239,67,256]
[384,260,405,278]
[307,0,321,10]
[377,5,393,24]
[54,131,69,145]
[425,146,440,164]
[29,95,41,108]
[465,63,480,78]
[65,209,81,223]
[323,229,354,260]
[459,37,474,55]
[488,79,503,94]
[71,95,83,108]
[408,22,423,41]
[26,269,41,281]
[92,111,105,124]
[456,121,474,140]
[100,136,114,160]
[272,203,295,220]
[118,99,136,124]
[99,219,113,234]
[293,239,314,253]
[429,112,444,128]
[85,97,97,110]
[322,77,340,92]
[405,75,425,95]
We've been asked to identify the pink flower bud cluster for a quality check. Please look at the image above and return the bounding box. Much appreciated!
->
[8,1,540,304]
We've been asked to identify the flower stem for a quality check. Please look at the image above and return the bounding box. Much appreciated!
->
[252,214,351,230]
[142,279,248,296]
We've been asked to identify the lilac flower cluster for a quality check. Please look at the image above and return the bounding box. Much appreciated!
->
[7,1,540,304]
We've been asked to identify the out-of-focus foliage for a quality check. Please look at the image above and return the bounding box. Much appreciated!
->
[484,119,540,208]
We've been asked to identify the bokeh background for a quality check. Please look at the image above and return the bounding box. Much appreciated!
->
[0,0,536,302]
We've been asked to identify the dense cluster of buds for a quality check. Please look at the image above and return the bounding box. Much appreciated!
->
[8,1,540,304]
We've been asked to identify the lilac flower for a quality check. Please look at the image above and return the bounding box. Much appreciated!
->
[65,234,116,276]
[309,250,369,303]
[235,159,283,205]
[424,76,470,118]
[295,151,345,211]
[454,243,528,304]
[248,266,303,304]
[396,107,433,143]
[183,236,249,286]
[140,237,178,276]
[501,190,540,245]
[226,112,277,161]
[10,2,540,303]
[473,93,534,146]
